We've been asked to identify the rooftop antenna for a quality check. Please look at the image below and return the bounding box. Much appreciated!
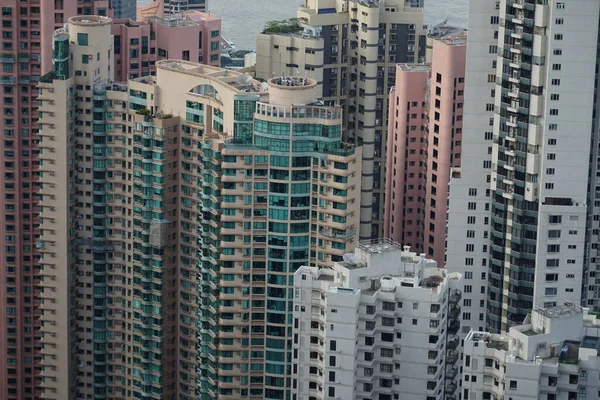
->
[236,73,253,87]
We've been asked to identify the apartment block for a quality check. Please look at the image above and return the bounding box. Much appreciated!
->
[195,76,362,400]
[36,14,361,398]
[384,29,466,263]
[445,0,501,337]
[0,1,109,399]
[463,304,600,400]
[291,240,464,400]
[111,10,221,81]
[447,0,600,334]
[256,0,426,240]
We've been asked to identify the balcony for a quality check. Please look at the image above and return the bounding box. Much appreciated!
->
[445,379,457,394]
[449,289,462,304]
[446,349,459,364]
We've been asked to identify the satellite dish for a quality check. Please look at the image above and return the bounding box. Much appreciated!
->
[261,82,269,91]
[236,73,253,86]
[343,253,359,263]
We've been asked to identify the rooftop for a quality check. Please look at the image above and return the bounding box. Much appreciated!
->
[466,331,509,351]
[69,15,112,26]
[356,238,405,255]
[535,302,583,319]
[437,35,467,46]
[398,63,431,72]
[149,15,197,28]
[156,60,265,93]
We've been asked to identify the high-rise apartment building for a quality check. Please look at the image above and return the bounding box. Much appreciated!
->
[36,14,361,399]
[447,0,600,333]
[463,304,600,400]
[0,2,108,399]
[110,0,137,19]
[291,240,463,400]
[384,29,466,264]
[111,11,221,81]
[255,0,426,239]
[196,76,362,400]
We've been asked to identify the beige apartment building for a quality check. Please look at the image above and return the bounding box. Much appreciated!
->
[36,15,361,400]
[256,0,426,239]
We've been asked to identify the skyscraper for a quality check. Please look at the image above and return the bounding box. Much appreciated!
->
[0,2,108,399]
[447,0,600,333]
[255,0,426,239]
[36,15,361,399]
[384,28,467,263]
[195,75,362,399]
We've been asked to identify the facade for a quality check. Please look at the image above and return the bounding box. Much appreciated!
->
[463,304,600,400]
[36,15,361,399]
[255,0,427,240]
[110,0,137,19]
[138,0,206,19]
[446,0,600,333]
[196,76,362,400]
[111,11,221,81]
[445,0,500,336]
[0,1,108,399]
[384,30,466,263]
[291,240,464,400]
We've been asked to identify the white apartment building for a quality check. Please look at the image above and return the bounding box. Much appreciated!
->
[445,0,499,335]
[291,239,463,400]
[447,0,600,333]
[463,303,600,400]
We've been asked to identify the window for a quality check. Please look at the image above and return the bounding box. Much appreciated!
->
[545,288,558,296]
[553,49,562,55]
[546,274,558,282]
[550,94,560,101]
[547,244,560,253]
[549,109,559,116]
[467,216,475,224]
[547,153,556,160]
[549,215,562,224]
[555,18,564,24]
[545,183,554,190]
[466,244,474,252]
[547,259,559,268]
[554,34,563,40]
[556,2,565,9]
[548,230,561,238]
[549,124,558,130]
[551,79,561,85]
[546,168,555,175]
[552,64,562,71]
[464,285,472,293]
[330,340,336,351]
[77,33,88,46]
[509,380,518,390]
[490,16,499,24]
[548,138,557,145]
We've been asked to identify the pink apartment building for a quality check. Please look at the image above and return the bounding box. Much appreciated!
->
[384,32,466,266]
[112,11,221,81]
[0,2,109,399]
[0,3,219,398]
